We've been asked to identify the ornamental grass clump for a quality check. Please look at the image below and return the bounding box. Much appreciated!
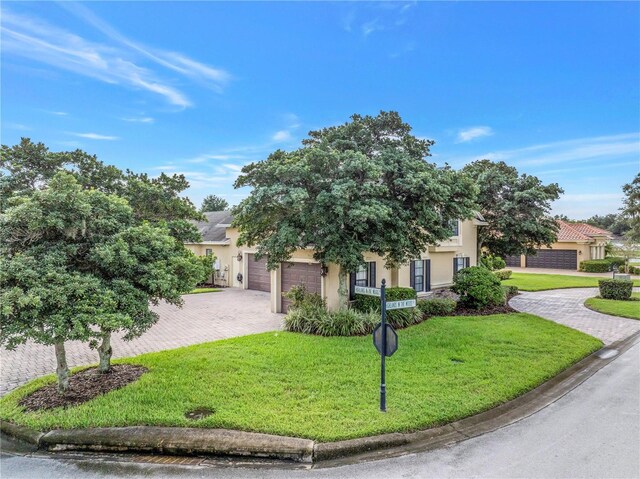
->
[598,279,633,300]
[451,266,505,310]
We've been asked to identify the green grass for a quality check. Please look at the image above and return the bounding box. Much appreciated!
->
[0,313,601,442]
[187,287,222,294]
[503,273,640,292]
[584,293,640,320]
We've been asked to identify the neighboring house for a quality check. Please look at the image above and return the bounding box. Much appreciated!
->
[504,220,612,270]
[186,211,487,313]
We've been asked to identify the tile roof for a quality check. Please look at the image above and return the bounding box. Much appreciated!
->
[556,220,612,242]
[190,210,233,242]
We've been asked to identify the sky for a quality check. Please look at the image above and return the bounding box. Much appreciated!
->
[1,1,639,218]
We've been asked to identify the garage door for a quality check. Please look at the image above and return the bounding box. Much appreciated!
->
[281,262,322,313]
[504,255,521,267]
[247,254,270,292]
[525,249,577,270]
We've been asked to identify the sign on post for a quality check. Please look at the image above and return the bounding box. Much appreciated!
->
[386,299,416,310]
[354,286,381,297]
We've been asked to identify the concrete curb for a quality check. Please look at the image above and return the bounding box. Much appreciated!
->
[2,330,639,465]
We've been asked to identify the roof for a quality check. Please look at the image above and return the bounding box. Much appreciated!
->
[557,220,612,242]
[191,210,234,242]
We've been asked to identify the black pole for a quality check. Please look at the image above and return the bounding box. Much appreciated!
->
[380,278,387,412]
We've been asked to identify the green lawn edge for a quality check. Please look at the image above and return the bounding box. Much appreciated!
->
[584,293,640,320]
[503,273,640,292]
[0,313,602,442]
[186,288,222,294]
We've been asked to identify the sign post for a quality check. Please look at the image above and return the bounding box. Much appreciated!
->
[380,279,387,412]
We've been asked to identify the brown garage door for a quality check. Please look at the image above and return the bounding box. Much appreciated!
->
[525,249,577,270]
[247,254,270,292]
[281,262,322,313]
[504,255,521,267]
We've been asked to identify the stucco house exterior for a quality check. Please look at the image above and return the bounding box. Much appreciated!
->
[504,220,612,270]
[185,212,487,313]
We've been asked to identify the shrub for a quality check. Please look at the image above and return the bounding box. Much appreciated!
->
[283,284,325,310]
[479,254,506,271]
[605,256,626,268]
[494,269,513,281]
[598,279,633,300]
[451,266,505,310]
[502,285,519,297]
[579,260,611,273]
[618,264,640,275]
[354,286,419,329]
[417,298,457,316]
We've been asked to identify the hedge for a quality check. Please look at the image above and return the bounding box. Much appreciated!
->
[494,269,512,281]
[417,298,457,316]
[598,279,633,300]
[618,264,640,275]
[579,260,612,273]
[502,285,519,297]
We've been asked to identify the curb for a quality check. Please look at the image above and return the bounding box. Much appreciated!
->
[2,330,639,465]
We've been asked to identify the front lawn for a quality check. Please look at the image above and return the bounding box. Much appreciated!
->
[585,293,640,320]
[503,273,640,292]
[187,287,222,294]
[0,313,601,442]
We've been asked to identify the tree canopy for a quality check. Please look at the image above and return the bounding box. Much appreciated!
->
[462,160,563,258]
[233,111,478,306]
[621,173,640,242]
[0,172,205,392]
[200,194,229,212]
[0,138,203,242]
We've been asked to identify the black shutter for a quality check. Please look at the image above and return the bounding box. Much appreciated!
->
[465,257,470,268]
[453,258,457,275]
[425,260,431,292]
[410,261,416,289]
[369,262,376,288]
[349,272,356,300]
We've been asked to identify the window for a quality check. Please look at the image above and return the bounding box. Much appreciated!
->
[410,259,431,292]
[205,248,213,256]
[349,262,377,299]
[448,220,459,237]
[453,257,470,274]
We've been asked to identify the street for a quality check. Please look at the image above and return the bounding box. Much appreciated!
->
[2,342,638,479]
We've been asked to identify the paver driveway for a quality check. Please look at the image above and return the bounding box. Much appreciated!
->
[510,287,640,344]
[0,289,283,396]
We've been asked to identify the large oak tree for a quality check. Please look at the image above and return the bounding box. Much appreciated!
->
[233,112,478,307]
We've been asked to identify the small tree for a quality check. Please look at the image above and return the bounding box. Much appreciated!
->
[621,173,640,243]
[200,194,229,212]
[0,173,205,392]
[462,160,563,258]
[233,111,478,308]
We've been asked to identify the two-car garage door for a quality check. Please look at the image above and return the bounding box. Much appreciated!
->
[526,249,577,269]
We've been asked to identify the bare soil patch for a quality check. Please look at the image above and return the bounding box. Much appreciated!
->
[19,364,147,412]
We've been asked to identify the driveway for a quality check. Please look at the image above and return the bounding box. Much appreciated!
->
[509,287,640,344]
[509,267,640,279]
[0,289,283,396]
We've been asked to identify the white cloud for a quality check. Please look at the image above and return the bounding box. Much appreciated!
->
[1,6,231,108]
[47,110,68,116]
[552,192,624,218]
[71,132,119,140]
[456,126,494,143]
[121,116,154,123]
[272,130,293,142]
[4,123,31,131]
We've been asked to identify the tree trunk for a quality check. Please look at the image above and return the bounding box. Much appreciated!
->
[338,267,349,310]
[54,341,69,395]
[98,330,112,373]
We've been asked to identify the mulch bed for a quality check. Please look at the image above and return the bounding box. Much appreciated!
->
[19,364,147,412]
[454,303,517,316]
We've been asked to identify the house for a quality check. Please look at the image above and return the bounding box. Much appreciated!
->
[504,220,612,270]
[185,212,487,313]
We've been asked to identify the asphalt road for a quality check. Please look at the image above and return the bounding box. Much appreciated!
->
[2,342,639,479]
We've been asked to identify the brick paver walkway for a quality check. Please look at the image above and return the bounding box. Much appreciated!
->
[0,289,283,396]
[509,288,640,345]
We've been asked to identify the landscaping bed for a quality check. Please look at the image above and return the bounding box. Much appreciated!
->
[584,293,640,320]
[503,273,640,292]
[0,313,601,442]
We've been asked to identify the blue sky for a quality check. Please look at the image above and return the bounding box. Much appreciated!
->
[2,1,639,218]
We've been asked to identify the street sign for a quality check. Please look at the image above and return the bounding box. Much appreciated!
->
[354,286,381,297]
[386,299,416,310]
[373,323,398,357]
